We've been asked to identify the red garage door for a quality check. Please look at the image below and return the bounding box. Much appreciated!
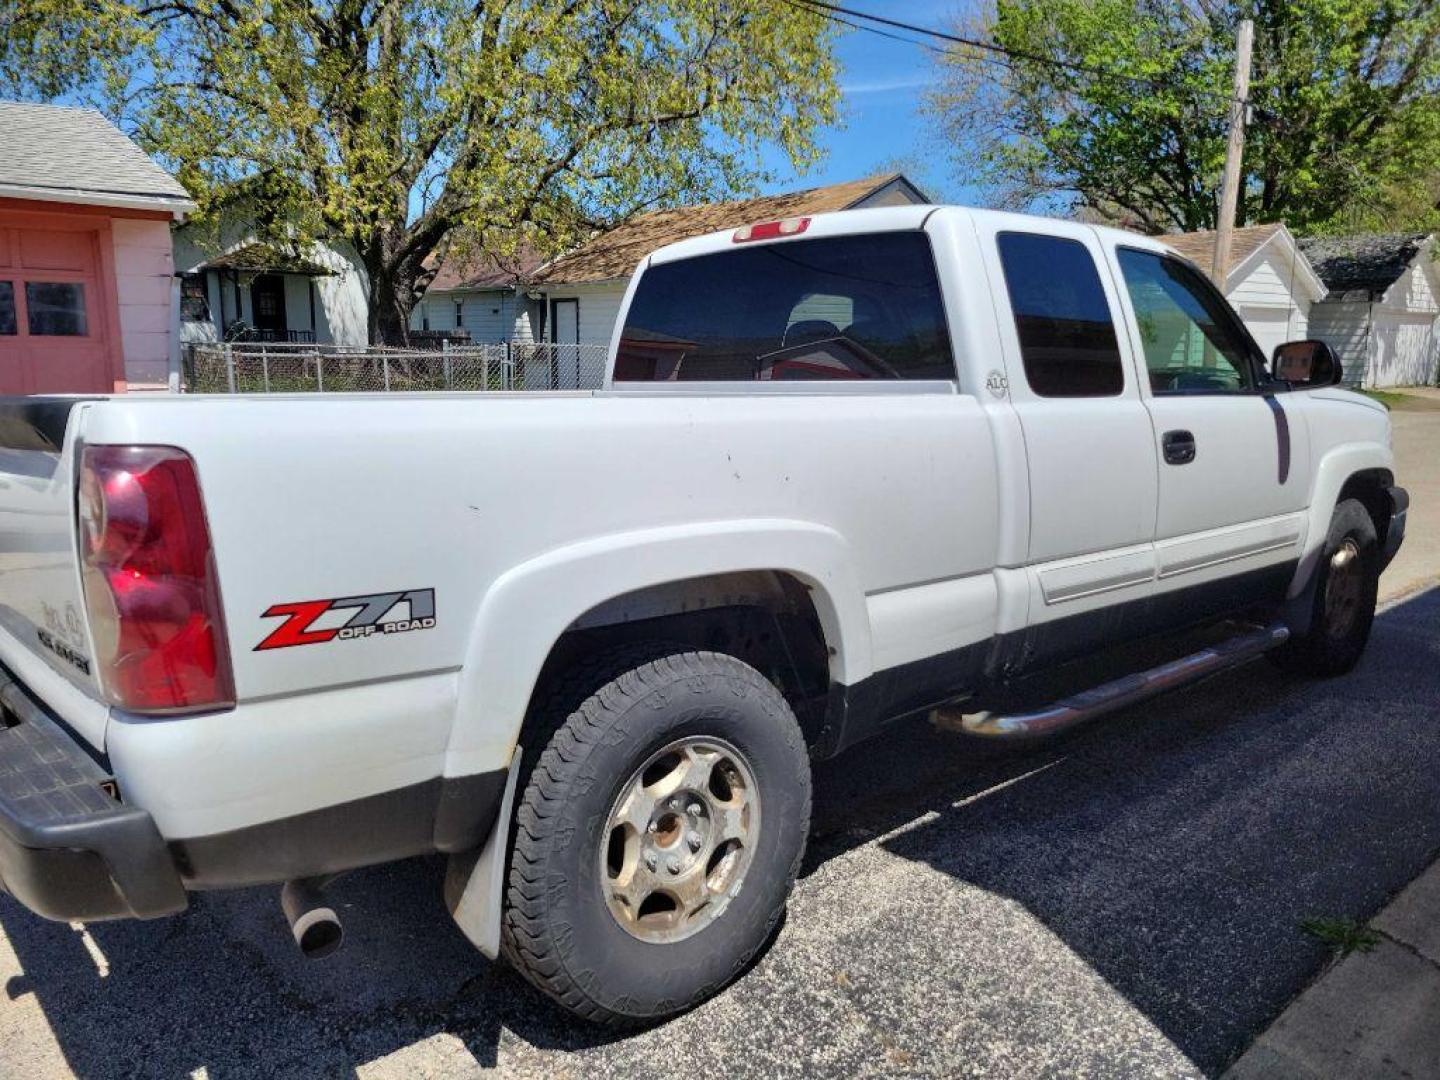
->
[0,208,123,395]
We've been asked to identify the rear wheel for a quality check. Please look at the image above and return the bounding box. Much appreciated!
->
[500,647,810,1025]
[1271,498,1379,676]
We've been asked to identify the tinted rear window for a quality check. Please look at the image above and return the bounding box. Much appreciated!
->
[996,231,1124,397]
[614,232,954,382]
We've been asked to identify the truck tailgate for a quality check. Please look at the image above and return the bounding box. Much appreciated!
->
[0,397,107,746]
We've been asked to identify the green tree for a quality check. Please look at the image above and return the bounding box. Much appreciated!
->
[926,0,1440,234]
[1,0,837,342]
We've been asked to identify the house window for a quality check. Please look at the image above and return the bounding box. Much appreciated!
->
[25,282,88,336]
[455,299,464,329]
[0,282,14,335]
[180,274,211,322]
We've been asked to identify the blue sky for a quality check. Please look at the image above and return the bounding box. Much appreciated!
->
[759,1,972,203]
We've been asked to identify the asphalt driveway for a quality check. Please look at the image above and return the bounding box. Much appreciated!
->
[3,411,1438,1080]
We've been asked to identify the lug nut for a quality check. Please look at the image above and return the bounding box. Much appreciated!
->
[687,802,703,816]
[666,857,681,874]
[687,832,703,852]
[644,854,658,872]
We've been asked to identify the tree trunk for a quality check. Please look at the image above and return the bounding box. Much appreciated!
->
[365,262,417,347]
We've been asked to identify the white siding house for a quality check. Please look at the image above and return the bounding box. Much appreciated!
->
[411,287,540,344]
[538,282,626,350]
[173,222,369,347]
[1166,224,1325,361]
[1300,234,1438,388]
[409,245,543,345]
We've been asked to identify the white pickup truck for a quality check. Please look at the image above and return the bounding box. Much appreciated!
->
[0,205,1406,1025]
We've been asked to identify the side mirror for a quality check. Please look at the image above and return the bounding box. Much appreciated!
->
[1272,339,1342,388]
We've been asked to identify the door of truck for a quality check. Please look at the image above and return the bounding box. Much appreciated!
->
[973,217,1159,652]
[1103,241,1309,606]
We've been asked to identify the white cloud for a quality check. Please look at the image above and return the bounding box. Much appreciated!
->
[841,75,930,96]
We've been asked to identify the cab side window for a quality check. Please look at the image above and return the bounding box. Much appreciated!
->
[1116,247,1260,394]
[996,231,1124,397]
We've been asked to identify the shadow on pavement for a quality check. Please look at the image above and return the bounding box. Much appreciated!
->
[3,587,1438,1077]
[814,584,1440,1072]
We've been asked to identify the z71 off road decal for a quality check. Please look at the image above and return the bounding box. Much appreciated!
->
[256,589,436,651]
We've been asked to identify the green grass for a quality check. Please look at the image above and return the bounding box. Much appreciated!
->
[1360,389,1440,412]
[1300,916,1382,956]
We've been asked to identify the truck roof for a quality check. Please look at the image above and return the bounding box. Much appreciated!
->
[644,203,1178,271]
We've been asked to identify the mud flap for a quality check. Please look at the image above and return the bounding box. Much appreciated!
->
[443,749,520,959]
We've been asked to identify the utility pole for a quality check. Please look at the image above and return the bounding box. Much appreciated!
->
[1211,18,1254,287]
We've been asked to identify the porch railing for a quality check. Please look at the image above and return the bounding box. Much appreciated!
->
[182,341,608,393]
[225,328,318,344]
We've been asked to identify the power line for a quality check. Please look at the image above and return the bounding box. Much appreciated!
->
[784,0,1243,107]
[821,9,947,57]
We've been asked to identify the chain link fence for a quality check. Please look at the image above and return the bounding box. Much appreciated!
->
[182,342,609,393]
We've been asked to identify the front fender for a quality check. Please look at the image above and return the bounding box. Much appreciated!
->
[441,518,871,777]
[1291,442,1395,597]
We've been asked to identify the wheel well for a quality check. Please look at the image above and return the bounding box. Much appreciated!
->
[1339,468,1395,548]
[523,572,834,750]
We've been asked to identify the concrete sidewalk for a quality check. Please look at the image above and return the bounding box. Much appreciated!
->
[1379,410,1440,602]
[1225,861,1440,1080]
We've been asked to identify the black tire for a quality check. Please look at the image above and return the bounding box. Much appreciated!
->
[500,645,811,1026]
[1270,498,1379,676]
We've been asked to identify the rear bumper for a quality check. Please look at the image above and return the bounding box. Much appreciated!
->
[0,664,186,922]
[1381,485,1408,571]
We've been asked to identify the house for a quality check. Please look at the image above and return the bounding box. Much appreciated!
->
[173,224,368,347]
[408,245,544,345]
[529,173,930,354]
[1164,223,1326,360]
[0,100,194,392]
[1298,233,1438,388]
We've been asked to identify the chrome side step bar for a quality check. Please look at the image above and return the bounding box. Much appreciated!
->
[936,622,1290,740]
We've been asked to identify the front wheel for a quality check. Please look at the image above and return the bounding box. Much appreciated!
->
[1271,498,1379,676]
[501,647,811,1025]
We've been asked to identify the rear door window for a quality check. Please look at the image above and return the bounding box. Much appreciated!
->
[614,232,954,382]
[995,232,1124,397]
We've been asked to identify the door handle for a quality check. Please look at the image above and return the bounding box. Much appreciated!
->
[1162,429,1196,465]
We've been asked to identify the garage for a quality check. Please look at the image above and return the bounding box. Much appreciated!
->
[0,101,194,393]
[0,210,121,394]
[1236,305,1304,361]
[1302,233,1439,388]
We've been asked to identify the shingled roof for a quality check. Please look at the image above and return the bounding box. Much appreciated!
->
[1164,223,1284,276]
[193,242,334,277]
[426,244,545,292]
[1297,233,1430,296]
[534,173,926,285]
[0,101,193,212]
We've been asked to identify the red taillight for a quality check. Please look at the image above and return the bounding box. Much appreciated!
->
[77,445,234,714]
[732,216,811,243]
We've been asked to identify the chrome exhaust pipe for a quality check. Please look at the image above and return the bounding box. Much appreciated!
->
[280,877,344,959]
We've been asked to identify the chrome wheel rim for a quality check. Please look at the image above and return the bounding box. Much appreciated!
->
[599,736,761,944]
[1324,538,1364,640]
